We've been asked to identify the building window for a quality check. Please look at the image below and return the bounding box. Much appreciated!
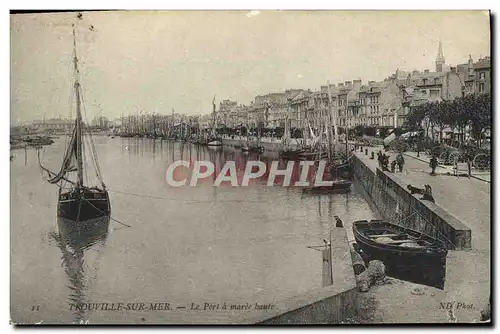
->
[479,83,485,93]
[480,72,486,80]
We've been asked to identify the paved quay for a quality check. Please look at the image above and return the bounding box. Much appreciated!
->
[402,150,491,183]
[353,147,491,323]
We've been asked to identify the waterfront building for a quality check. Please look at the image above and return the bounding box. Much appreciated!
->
[199,113,213,129]
[29,117,74,133]
[473,56,491,95]
[457,55,476,95]
[344,80,362,129]
[250,89,307,129]
[290,90,312,130]
[173,41,489,134]
[217,99,237,128]
[91,115,110,128]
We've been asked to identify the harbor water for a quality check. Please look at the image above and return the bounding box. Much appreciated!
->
[10,136,378,324]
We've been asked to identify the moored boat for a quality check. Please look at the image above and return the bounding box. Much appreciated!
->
[207,140,222,147]
[38,22,111,223]
[302,179,351,193]
[279,148,305,160]
[296,150,328,161]
[330,161,353,180]
[352,219,447,289]
[241,144,264,153]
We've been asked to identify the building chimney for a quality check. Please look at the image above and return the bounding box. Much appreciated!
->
[353,79,361,91]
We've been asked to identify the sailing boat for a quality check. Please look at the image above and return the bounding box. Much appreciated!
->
[207,95,222,147]
[279,98,305,159]
[302,82,351,193]
[39,25,111,222]
[241,108,264,153]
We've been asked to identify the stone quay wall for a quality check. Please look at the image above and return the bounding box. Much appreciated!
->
[351,154,471,250]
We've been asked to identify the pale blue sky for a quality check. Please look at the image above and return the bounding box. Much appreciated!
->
[10,10,490,124]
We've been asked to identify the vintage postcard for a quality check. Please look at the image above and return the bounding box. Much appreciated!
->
[10,10,491,325]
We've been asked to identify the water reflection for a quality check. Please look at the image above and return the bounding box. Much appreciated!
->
[48,216,110,323]
[11,137,380,324]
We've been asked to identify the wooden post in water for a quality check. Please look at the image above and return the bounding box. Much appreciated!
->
[322,244,333,287]
[322,227,333,287]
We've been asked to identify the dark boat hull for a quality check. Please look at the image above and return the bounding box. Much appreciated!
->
[332,162,353,180]
[353,220,447,289]
[58,188,111,221]
[279,149,305,160]
[296,151,329,161]
[242,146,264,153]
[302,179,352,194]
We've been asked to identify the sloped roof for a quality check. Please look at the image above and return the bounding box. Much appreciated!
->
[474,57,491,69]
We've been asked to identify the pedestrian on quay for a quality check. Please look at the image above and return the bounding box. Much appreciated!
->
[396,153,405,172]
[377,151,383,168]
[380,154,389,171]
[429,156,438,176]
[421,184,435,203]
[390,160,397,173]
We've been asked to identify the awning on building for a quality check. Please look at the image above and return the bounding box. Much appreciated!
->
[383,133,396,146]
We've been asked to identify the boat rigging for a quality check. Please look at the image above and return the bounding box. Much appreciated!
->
[38,21,111,222]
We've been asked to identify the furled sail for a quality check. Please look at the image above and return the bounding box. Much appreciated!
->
[309,123,320,147]
[39,121,78,184]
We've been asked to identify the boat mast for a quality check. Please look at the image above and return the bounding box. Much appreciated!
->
[152,112,156,137]
[326,81,335,162]
[212,95,217,139]
[327,81,338,145]
[246,109,250,143]
[171,108,174,138]
[282,98,291,148]
[72,27,84,188]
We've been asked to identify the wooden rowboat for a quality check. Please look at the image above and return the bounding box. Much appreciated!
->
[352,219,447,289]
[302,179,352,194]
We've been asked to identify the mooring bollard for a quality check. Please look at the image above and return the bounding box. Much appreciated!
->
[365,148,368,155]
[370,151,374,159]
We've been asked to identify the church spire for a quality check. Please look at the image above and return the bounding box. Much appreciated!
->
[435,39,446,72]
